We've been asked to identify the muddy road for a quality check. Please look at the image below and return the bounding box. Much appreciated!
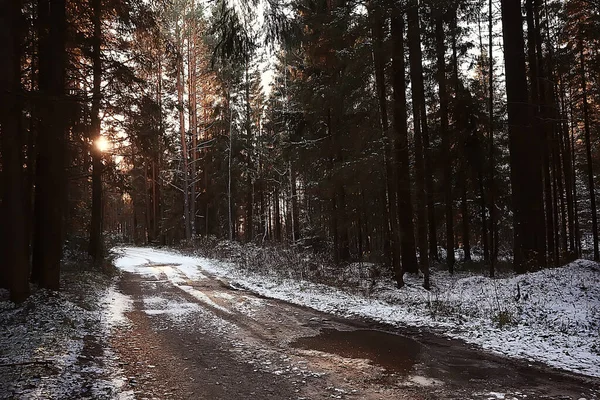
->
[111,247,599,400]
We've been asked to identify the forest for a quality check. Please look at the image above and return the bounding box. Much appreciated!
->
[1,0,600,303]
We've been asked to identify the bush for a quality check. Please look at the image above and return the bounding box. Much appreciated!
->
[492,310,514,328]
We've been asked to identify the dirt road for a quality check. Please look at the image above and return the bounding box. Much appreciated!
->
[111,247,599,400]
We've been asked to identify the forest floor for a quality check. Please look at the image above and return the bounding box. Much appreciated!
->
[0,246,599,399]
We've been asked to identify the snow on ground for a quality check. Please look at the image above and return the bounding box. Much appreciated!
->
[113,246,600,378]
[0,271,134,399]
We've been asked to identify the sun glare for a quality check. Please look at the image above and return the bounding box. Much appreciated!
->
[96,136,110,153]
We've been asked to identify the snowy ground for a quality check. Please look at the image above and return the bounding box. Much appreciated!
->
[113,246,600,379]
[1,246,597,399]
[0,269,133,399]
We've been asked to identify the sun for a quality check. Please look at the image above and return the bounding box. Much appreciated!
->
[95,136,110,153]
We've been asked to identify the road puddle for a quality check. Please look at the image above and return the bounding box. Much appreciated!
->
[291,328,421,374]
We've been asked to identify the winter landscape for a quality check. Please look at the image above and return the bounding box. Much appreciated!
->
[2,0,600,398]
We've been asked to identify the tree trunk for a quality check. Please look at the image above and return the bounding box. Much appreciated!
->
[579,39,599,261]
[407,0,430,274]
[391,8,419,279]
[0,0,30,302]
[245,62,253,242]
[501,0,544,273]
[177,25,191,240]
[478,170,489,262]
[156,57,164,243]
[371,3,401,281]
[461,175,471,262]
[32,0,67,290]
[488,0,497,274]
[559,80,576,255]
[569,98,581,255]
[227,97,233,240]
[89,0,103,261]
[274,187,281,241]
[291,163,300,241]
[434,10,454,272]
[534,0,557,266]
[188,19,197,239]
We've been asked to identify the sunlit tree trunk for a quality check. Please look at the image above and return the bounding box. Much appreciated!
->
[89,0,103,260]
[177,22,191,240]
[188,14,197,239]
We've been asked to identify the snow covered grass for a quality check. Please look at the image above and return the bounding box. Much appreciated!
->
[0,268,133,399]
[113,246,600,379]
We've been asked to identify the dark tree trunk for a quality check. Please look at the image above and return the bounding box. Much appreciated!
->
[337,185,350,261]
[478,170,489,262]
[371,2,401,280]
[559,80,576,255]
[245,63,253,242]
[407,0,430,274]
[291,165,300,241]
[0,0,30,301]
[450,14,472,265]
[434,10,454,272]
[391,8,419,279]
[501,0,544,273]
[88,0,103,261]
[533,0,557,266]
[461,175,471,262]
[32,0,67,290]
[488,0,497,274]
[569,99,581,256]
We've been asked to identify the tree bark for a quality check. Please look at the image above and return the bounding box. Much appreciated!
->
[434,10,454,272]
[569,98,581,255]
[188,17,197,239]
[461,175,471,262]
[0,0,30,301]
[177,23,191,240]
[579,39,599,261]
[501,0,544,273]
[407,0,430,273]
[488,0,497,273]
[32,0,67,290]
[245,62,253,242]
[559,80,576,255]
[89,0,103,260]
[371,2,401,280]
[391,6,419,279]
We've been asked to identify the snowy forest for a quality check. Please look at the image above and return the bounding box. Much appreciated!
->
[2,0,600,398]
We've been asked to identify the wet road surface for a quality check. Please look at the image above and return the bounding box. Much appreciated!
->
[111,247,600,400]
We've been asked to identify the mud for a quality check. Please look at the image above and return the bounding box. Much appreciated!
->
[110,249,600,400]
[291,328,421,374]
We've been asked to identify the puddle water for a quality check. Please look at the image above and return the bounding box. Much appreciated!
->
[291,328,421,374]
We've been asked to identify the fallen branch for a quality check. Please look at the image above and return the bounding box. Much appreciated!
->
[0,360,52,368]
